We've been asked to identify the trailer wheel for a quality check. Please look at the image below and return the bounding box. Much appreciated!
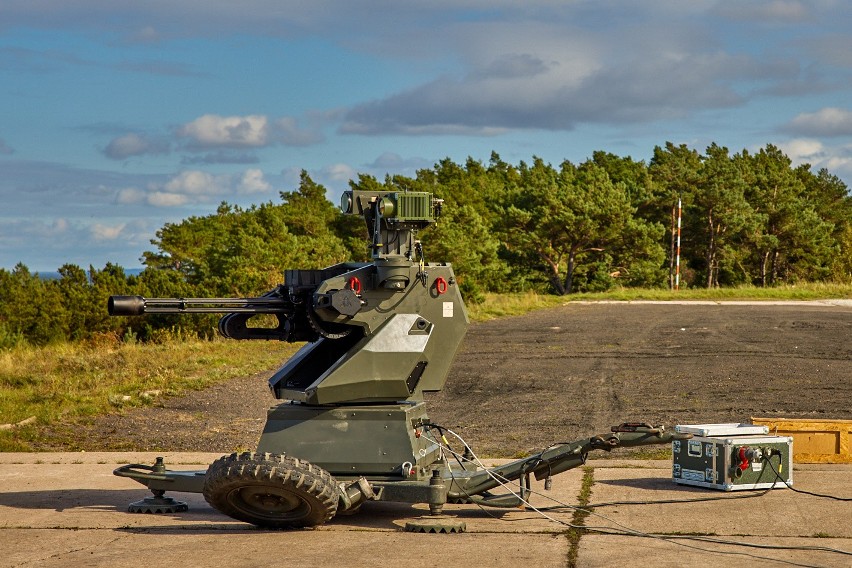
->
[203,452,339,528]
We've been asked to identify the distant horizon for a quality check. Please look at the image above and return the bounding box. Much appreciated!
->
[34,267,146,279]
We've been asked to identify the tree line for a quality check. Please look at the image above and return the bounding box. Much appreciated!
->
[2,143,850,346]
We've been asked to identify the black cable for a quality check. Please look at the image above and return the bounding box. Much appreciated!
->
[543,446,775,510]
[765,458,852,501]
[649,533,852,557]
[425,429,852,567]
[539,488,773,510]
[584,527,850,567]
[423,423,466,470]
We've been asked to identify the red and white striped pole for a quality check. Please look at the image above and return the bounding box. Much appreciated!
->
[675,196,682,291]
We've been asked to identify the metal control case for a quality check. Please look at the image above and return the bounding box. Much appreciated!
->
[672,424,793,491]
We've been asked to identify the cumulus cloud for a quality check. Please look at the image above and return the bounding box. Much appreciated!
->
[115,187,146,204]
[785,108,852,137]
[147,191,190,207]
[177,114,323,150]
[103,132,170,159]
[0,137,14,155]
[0,218,74,261]
[339,16,799,135]
[0,215,152,270]
[342,54,749,134]
[113,168,273,207]
[163,170,221,194]
[237,168,271,194]
[777,138,852,178]
[323,163,357,182]
[90,222,126,241]
[178,114,269,148]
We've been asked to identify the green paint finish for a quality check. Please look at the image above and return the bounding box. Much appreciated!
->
[257,402,439,477]
[272,262,468,405]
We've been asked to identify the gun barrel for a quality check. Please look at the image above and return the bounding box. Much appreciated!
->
[107,295,290,316]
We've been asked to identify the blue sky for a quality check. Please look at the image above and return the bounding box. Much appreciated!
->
[2,0,852,271]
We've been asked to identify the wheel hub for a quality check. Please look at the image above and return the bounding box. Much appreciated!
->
[227,485,312,520]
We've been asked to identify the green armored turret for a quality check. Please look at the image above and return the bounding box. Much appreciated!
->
[254,190,469,477]
[110,188,686,529]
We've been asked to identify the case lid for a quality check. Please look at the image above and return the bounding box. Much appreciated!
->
[674,423,769,437]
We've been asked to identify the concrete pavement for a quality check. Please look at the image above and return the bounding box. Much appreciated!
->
[0,453,849,567]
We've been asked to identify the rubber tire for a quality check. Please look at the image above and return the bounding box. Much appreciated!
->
[203,452,339,528]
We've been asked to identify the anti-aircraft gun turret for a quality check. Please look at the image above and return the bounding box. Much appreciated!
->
[111,188,689,530]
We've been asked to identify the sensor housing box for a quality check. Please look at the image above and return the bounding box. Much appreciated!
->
[672,423,793,491]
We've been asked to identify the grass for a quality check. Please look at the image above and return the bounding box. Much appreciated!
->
[0,335,299,451]
[467,291,568,321]
[566,465,595,568]
[466,282,852,322]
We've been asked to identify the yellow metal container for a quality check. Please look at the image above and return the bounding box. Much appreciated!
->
[751,418,852,464]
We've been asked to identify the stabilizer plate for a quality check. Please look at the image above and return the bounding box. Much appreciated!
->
[128,495,189,514]
[404,515,466,533]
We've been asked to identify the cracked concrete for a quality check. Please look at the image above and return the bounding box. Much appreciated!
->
[0,453,849,567]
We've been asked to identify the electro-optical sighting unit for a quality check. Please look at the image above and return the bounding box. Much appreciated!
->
[109,189,689,529]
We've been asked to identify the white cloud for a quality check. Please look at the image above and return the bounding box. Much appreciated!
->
[777,138,852,179]
[323,163,357,182]
[786,108,852,137]
[780,138,825,159]
[163,170,221,195]
[105,134,148,158]
[147,191,190,207]
[103,132,170,159]
[237,168,271,194]
[0,137,13,155]
[339,16,797,135]
[178,114,269,148]
[0,213,156,270]
[116,187,146,204]
[90,222,126,241]
[110,168,274,207]
[175,114,324,151]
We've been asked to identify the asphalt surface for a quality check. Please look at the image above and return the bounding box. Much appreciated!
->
[431,300,852,456]
[0,452,849,568]
[50,300,852,457]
